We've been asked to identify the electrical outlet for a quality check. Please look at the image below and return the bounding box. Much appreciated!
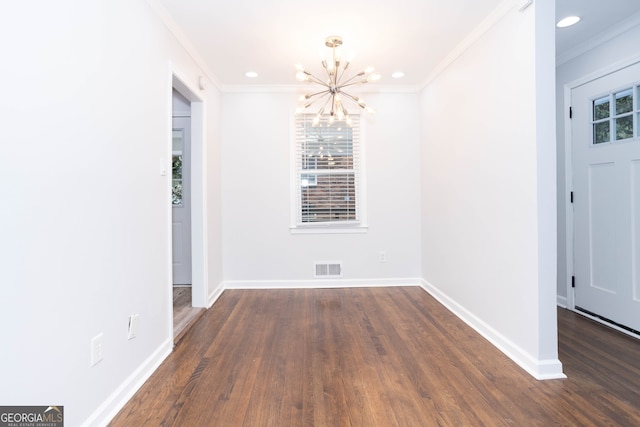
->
[91,333,103,366]
[128,314,139,340]
[379,251,387,263]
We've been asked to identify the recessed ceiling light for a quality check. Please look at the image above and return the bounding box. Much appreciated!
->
[245,71,258,78]
[556,16,581,28]
[391,71,405,79]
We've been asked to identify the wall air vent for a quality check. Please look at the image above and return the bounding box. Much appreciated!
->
[314,262,342,278]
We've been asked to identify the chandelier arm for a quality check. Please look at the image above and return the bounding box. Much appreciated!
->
[339,80,370,89]
[315,94,332,115]
[330,93,337,115]
[335,62,352,86]
[304,90,331,111]
[340,92,360,102]
[336,74,367,87]
[306,72,331,86]
[303,91,331,109]
[305,89,331,99]
[340,92,366,108]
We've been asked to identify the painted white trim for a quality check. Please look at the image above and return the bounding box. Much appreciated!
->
[563,83,575,310]
[570,308,640,341]
[166,66,176,348]
[420,0,521,89]
[223,278,422,290]
[145,0,222,90]
[289,112,368,231]
[80,339,173,427]
[420,279,566,380]
[557,295,568,309]
[557,11,640,66]
[564,54,640,90]
[171,71,208,310]
[562,54,640,311]
[221,84,422,94]
[207,283,225,308]
[290,225,368,234]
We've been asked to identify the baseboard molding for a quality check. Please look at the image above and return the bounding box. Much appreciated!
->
[81,338,173,427]
[207,283,225,308]
[420,279,566,381]
[557,295,568,309]
[223,277,422,290]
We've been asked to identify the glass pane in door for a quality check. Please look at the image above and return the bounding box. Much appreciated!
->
[172,129,184,206]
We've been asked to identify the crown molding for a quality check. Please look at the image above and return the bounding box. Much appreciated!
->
[556,11,640,67]
[144,0,223,91]
[220,84,423,94]
[420,0,521,90]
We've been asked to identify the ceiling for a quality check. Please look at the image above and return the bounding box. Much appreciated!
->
[556,0,640,59]
[154,0,640,89]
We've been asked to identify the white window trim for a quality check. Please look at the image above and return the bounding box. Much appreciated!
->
[289,112,367,235]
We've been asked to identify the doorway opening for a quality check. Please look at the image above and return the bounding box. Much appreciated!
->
[171,75,207,343]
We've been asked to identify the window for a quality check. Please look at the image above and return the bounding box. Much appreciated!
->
[172,129,184,206]
[592,85,640,145]
[291,114,366,233]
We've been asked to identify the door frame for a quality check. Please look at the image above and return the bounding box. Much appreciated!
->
[167,71,208,340]
[562,53,640,335]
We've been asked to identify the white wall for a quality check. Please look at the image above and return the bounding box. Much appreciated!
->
[420,1,563,379]
[221,91,422,286]
[556,19,640,304]
[0,1,222,425]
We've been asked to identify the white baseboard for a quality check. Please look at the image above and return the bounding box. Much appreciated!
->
[81,338,173,427]
[207,283,225,308]
[557,295,568,308]
[223,277,422,289]
[420,279,566,381]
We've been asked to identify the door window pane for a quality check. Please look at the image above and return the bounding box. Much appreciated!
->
[615,88,633,115]
[594,122,610,144]
[615,115,634,140]
[593,96,610,120]
[172,129,184,206]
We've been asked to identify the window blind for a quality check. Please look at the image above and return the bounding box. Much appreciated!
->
[294,114,361,225]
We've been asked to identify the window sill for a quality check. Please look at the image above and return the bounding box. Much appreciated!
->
[290,225,368,235]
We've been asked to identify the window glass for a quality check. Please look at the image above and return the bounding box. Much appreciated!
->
[172,129,183,206]
[593,96,610,121]
[615,88,633,115]
[594,122,610,145]
[615,115,634,140]
[293,114,362,228]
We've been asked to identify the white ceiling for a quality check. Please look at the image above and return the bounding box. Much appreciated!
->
[154,0,640,88]
[556,0,640,60]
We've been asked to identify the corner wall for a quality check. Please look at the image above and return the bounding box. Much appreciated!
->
[0,1,223,425]
[419,0,563,379]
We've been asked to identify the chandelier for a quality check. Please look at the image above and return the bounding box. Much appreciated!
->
[295,35,380,127]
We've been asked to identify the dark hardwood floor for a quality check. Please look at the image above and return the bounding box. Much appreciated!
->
[173,286,205,344]
[111,287,640,426]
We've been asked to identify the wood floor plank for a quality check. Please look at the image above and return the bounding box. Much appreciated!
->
[110,287,640,427]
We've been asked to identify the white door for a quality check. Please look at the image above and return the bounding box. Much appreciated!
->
[572,61,640,332]
[172,117,192,285]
